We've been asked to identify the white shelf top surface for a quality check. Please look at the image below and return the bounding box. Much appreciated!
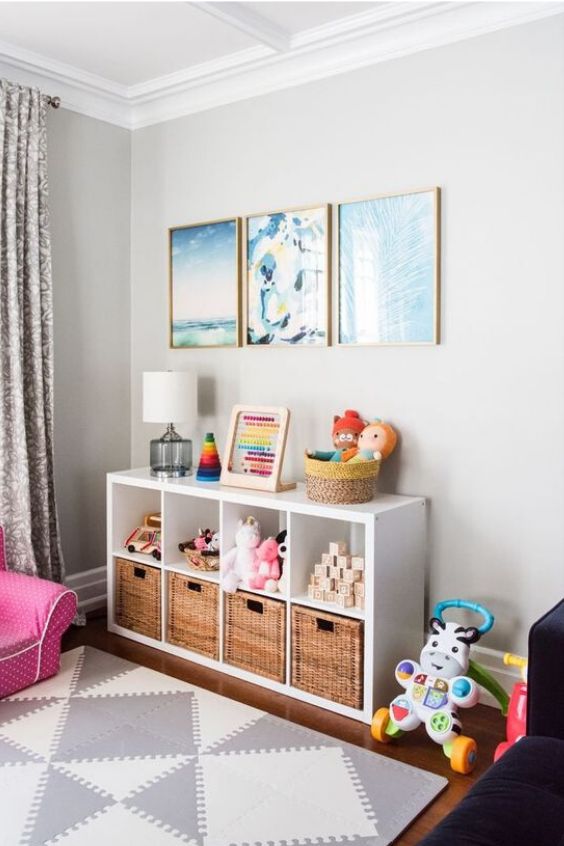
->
[108,467,423,518]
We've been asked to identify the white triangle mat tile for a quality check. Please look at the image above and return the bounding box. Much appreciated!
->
[44,801,196,845]
[0,698,67,759]
[197,752,277,842]
[193,687,265,752]
[51,754,192,802]
[78,665,196,698]
[0,761,47,844]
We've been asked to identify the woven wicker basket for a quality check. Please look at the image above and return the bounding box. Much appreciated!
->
[304,453,380,504]
[291,604,364,709]
[183,551,220,572]
[167,572,219,659]
[115,558,161,640]
[224,591,286,683]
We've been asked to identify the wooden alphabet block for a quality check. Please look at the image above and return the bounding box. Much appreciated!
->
[307,585,315,598]
[320,577,335,592]
[329,566,340,579]
[329,541,347,557]
[313,575,322,587]
[353,581,365,597]
[309,574,316,586]
[355,596,365,610]
[312,588,324,601]
[351,556,365,571]
[336,594,354,608]
[343,569,361,583]
[337,555,351,569]
[315,564,330,578]
[325,590,336,603]
[338,582,353,596]
[321,553,335,566]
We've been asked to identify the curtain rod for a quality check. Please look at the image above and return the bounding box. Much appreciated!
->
[47,96,61,109]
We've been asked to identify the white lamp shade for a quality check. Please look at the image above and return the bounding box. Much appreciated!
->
[143,371,197,424]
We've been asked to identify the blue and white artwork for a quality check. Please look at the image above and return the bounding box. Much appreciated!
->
[246,206,329,346]
[339,190,439,345]
[170,219,239,348]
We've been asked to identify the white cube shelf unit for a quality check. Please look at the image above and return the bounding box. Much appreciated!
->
[107,468,426,723]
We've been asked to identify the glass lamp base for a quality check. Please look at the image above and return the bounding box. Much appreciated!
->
[149,432,192,478]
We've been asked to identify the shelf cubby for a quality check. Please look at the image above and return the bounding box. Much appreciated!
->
[163,491,220,570]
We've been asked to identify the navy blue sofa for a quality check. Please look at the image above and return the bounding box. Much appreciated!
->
[419,600,564,846]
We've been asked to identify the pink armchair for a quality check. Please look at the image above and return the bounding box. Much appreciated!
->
[0,526,77,698]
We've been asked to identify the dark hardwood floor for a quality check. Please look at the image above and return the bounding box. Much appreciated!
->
[63,615,506,845]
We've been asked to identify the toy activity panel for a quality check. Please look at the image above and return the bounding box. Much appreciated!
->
[221,405,296,492]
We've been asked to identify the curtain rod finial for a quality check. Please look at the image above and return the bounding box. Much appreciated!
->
[49,96,61,109]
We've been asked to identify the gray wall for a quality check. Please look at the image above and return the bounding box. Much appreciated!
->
[49,109,131,576]
[129,17,564,652]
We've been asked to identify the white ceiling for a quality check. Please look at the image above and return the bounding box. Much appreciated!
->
[0,1,562,129]
[0,1,380,85]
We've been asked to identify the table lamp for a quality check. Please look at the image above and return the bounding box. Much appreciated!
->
[143,371,197,477]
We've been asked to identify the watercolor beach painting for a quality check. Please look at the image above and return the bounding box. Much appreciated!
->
[170,218,240,348]
[338,188,440,345]
[246,205,329,346]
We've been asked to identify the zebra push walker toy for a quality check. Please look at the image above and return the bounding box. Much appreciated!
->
[371,600,508,774]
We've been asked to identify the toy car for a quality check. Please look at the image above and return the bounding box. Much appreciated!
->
[124,527,161,560]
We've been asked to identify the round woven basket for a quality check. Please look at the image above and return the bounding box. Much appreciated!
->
[184,551,220,572]
[304,454,380,504]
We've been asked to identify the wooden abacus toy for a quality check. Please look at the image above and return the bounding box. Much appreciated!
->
[308,541,365,611]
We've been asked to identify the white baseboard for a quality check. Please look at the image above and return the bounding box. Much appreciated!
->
[66,566,106,613]
[471,644,523,709]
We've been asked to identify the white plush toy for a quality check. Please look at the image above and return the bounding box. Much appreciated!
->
[220,516,261,593]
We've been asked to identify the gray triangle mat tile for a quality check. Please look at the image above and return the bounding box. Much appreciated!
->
[0,646,447,845]
[55,720,189,763]
[0,697,60,727]
[0,735,44,765]
[123,757,204,842]
[23,765,114,846]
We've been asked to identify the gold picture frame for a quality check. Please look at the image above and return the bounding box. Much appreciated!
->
[244,203,331,347]
[169,216,242,349]
[337,187,441,346]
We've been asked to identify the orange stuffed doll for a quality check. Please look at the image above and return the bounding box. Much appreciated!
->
[307,409,366,462]
[348,420,397,462]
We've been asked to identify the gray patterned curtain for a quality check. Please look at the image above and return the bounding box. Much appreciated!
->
[0,79,65,581]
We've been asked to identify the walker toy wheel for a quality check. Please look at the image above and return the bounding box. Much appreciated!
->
[371,708,392,743]
[371,708,401,743]
[450,735,477,774]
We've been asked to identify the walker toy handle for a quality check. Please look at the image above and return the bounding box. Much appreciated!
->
[433,599,494,635]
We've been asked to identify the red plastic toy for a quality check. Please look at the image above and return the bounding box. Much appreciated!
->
[494,653,528,762]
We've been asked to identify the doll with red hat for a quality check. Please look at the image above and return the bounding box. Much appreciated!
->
[307,409,366,462]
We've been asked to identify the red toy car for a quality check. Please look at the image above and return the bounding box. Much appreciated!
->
[124,526,161,561]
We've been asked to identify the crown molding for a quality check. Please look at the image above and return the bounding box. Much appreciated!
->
[0,39,130,128]
[0,1,562,131]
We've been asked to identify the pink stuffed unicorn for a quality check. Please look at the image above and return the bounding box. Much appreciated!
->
[249,537,281,592]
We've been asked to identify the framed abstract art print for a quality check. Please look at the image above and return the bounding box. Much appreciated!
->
[338,188,441,345]
[169,217,241,349]
[245,204,330,346]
